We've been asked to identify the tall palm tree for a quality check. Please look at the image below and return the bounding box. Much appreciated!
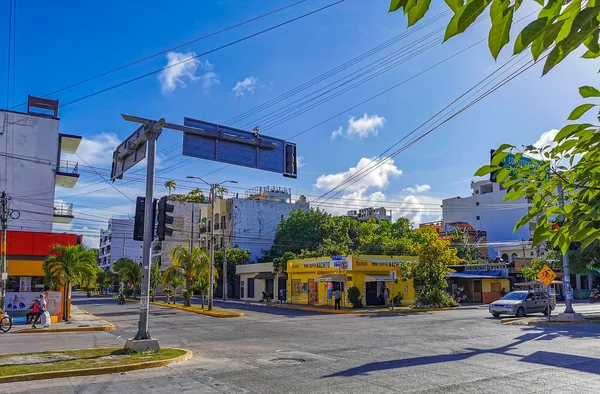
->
[112,258,142,297]
[164,180,176,195]
[43,244,99,321]
[162,246,214,307]
[96,270,115,295]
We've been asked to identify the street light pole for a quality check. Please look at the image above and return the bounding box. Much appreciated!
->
[186,177,237,311]
[558,183,575,314]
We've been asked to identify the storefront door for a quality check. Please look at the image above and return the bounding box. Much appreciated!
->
[473,280,482,303]
[308,278,317,304]
[365,282,378,306]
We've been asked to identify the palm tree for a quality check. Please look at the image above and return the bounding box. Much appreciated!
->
[164,180,176,195]
[96,270,115,295]
[161,246,214,307]
[112,258,142,298]
[43,244,98,322]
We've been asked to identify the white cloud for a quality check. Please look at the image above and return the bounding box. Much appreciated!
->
[403,184,431,193]
[315,157,402,192]
[232,76,258,96]
[331,113,386,140]
[394,195,442,225]
[331,126,343,140]
[158,52,219,94]
[347,113,386,138]
[297,156,305,168]
[62,133,120,167]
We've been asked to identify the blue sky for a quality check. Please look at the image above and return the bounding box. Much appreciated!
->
[1,0,599,245]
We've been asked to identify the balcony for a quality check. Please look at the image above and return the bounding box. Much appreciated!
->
[59,133,82,154]
[55,160,80,188]
[53,202,74,224]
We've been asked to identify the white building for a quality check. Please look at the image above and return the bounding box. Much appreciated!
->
[347,207,391,222]
[0,97,81,231]
[443,180,532,256]
[98,218,144,270]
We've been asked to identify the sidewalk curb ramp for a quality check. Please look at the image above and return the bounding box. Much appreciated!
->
[0,348,192,384]
[16,310,115,334]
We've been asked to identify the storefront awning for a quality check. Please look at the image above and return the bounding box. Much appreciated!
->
[254,272,275,279]
[315,275,345,282]
[364,275,394,282]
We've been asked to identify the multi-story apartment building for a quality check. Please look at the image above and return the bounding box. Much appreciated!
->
[1,96,81,231]
[442,179,532,256]
[347,207,391,222]
[98,218,143,270]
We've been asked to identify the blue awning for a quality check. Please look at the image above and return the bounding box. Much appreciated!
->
[447,270,509,280]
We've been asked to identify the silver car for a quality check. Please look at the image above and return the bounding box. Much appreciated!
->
[489,291,555,318]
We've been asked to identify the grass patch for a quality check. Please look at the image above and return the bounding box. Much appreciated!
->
[152,301,243,317]
[0,348,187,378]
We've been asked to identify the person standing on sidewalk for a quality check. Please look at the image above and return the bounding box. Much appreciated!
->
[334,289,342,310]
[31,294,46,329]
[383,286,390,307]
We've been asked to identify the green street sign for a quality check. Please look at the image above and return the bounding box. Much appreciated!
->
[490,151,544,183]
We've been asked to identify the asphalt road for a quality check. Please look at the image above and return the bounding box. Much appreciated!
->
[6,294,600,394]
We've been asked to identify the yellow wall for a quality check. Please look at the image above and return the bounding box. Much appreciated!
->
[7,259,44,277]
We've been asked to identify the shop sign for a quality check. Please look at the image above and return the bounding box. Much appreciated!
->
[4,292,37,311]
[19,277,32,292]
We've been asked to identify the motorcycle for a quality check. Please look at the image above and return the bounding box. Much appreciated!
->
[118,295,126,305]
[589,289,600,304]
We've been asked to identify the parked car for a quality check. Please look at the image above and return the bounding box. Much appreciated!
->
[489,291,555,318]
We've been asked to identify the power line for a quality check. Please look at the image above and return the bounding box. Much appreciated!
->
[8,0,309,110]
[60,0,345,108]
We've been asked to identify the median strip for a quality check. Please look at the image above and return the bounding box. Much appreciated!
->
[150,301,244,318]
[0,347,191,383]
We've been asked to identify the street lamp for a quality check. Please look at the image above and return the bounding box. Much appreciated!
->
[186,176,237,310]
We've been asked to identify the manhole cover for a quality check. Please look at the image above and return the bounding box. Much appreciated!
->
[271,358,306,365]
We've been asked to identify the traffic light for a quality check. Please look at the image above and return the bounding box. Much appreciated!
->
[133,197,157,241]
[157,196,174,241]
[283,142,297,178]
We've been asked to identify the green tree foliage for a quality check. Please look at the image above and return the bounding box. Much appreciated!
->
[270,209,329,256]
[149,261,161,302]
[347,286,364,308]
[388,0,600,75]
[96,270,116,295]
[214,247,251,296]
[357,218,416,255]
[112,258,142,297]
[272,251,299,272]
[43,245,99,320]
[475,85,600,255]
[568,240,600,274]
[164,180,176,195]
[162,246,214,307]
[522,250,563,280]
[403,227,461,308]
[449,228,481,262]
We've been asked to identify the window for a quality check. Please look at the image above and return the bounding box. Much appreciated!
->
[476,216,481,221]
[291,279,302,296]
[240,280,245,298]
[490,283,501,292]
[475,190,479,195]
[475,202,480,206]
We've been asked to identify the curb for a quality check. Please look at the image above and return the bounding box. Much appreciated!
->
[0,348,192,384]
[149,301,244,318]
[268,304,458,314]
[16,309,115,334]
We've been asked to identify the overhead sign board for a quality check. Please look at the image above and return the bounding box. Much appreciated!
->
[537,264,557,287]
[181,117,297,178]
[489,151,545,183]
[111,124,148,181]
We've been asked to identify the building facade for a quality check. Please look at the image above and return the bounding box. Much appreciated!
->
[287,255,416,307]
[98,218,143,270]
[442,180,532,256]
[1,96,81,231]
[236,262,287,302]
[347,207,391,222]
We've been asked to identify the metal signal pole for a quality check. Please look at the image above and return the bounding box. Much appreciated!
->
[0,192,8,312]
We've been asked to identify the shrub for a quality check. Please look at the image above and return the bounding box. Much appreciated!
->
[347,286,363,308]
[415,288,458,309]
[123,288,134,298]
[392,293,403,306]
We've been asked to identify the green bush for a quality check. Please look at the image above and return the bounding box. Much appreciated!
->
[347,286,363,308]
[123,288,134,298]
[392,293,403,306]
[415,288,458,308]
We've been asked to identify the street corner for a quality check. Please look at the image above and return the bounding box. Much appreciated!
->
[150,301,245,318]
[13,306,115,334]
[0,347,193,384]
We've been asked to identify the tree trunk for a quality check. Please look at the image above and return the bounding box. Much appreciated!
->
[201,294,205,309]
[63,282,71,322]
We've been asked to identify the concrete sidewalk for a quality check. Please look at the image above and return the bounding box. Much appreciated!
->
[10,305,114,334]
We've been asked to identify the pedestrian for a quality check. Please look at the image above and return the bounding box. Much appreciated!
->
[279,288,285,304]
[26,298,41,324]
[334,288,342,310]
[500,287,506,297]
[31,293,46,329]
[383,286,390,307]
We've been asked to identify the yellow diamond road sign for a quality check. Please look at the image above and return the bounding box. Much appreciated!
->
[537,264,557,287]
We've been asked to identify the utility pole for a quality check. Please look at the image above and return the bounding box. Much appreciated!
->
[1,191,8,313]
[558,183,575,314]
[222,223,228,301]
[209,184,215,310]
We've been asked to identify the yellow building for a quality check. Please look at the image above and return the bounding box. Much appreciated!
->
[287,255,417,307]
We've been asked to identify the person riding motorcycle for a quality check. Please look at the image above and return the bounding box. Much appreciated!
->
[118,291,125,305]
[589,288,600,303]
